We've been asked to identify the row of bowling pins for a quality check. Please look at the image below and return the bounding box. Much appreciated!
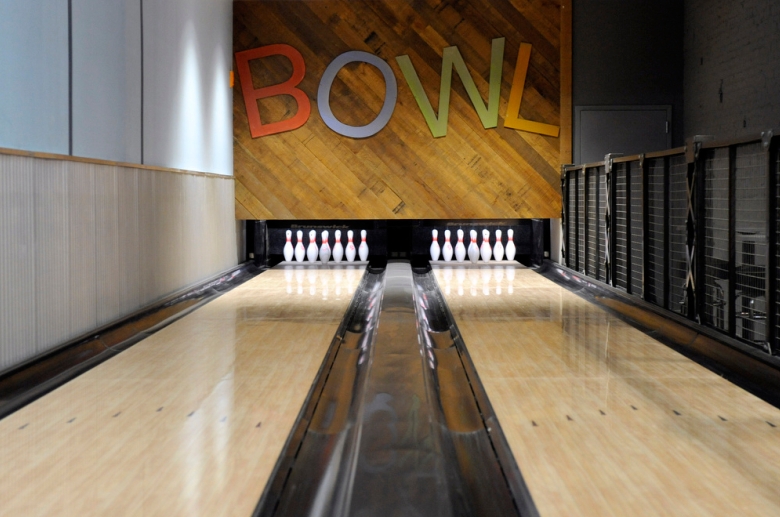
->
[431,229,516,263]
[284,229,369,263]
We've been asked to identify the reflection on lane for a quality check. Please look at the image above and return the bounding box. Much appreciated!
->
[438,264,519,297]
[434,265,780,517]
[281,265,364,298]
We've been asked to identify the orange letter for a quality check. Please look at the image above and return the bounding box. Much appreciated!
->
[504,43,560,137]
[235,44,311,138]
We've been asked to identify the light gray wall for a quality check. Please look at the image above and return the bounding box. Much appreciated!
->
[0,0,233,175]
[72,0,142,163]
[143,0,233,175]
[0,0,70,154]
[684,0,780,137]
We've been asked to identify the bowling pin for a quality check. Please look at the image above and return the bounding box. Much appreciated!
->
[319,230,331,262]
[494,229,504,261]
[468,230,480,264]
[283,230,294,262]
[333,230,344,263]
[345,230,356,262]
[295,230,306,262]
[455,229,466,262]
[442,230,453,262]
[430,229,441,261]
[506,229,516,261]
[359,230,369,261]
[307,230,318,262]
[480,229,492,262]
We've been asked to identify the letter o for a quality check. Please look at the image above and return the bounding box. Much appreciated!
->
[317,51,397,138]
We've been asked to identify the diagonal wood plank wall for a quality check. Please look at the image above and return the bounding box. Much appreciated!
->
[233,0,571,220]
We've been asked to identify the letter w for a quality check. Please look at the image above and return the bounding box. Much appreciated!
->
[396,38,504,138]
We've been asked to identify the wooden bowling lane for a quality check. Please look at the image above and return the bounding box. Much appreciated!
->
[0,265,364,517]
[434,265,780,517]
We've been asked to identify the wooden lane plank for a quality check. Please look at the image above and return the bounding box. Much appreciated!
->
[0,267,365,516]
[435,267,780,517]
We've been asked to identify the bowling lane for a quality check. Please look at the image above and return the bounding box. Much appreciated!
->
[435,265,780,517]
[0,265,363,517]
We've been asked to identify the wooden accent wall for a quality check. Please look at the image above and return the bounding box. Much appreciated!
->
[234,0,571,220]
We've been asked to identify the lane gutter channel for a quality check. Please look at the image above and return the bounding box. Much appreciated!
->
[255,262,539,516]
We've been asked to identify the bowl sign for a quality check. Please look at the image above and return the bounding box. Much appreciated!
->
[235,37,560,140]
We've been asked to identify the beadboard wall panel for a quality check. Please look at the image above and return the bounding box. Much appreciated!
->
[0,151,237,373]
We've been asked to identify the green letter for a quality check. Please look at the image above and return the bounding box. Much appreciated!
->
[396,37,504,138]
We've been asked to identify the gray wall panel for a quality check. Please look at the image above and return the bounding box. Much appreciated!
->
[67,163,98,338]
[142,0,233,175]
[34,160,70,353]
[118,169,141,316]
[95,167,122,326]
[0,1,69,154]
[0,157,37,367]
[72,0,142,163]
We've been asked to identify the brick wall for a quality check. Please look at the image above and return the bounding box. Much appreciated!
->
[685,0,780,138]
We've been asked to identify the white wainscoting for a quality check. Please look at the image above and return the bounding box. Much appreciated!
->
[0,151,237,372]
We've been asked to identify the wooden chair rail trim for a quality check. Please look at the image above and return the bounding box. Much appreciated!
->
[0,146,233,180]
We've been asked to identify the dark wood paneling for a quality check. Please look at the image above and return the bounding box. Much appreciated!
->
[234,0,571,219]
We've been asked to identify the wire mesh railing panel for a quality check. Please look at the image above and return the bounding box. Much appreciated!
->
[614,163,629,290]
[629,161,644,296]
[578,170,584,271]
[703,148,730,332]
[668,155,688,315]
[598,166,607,281]
[586,169,598,278]
[776,151,780,352]
[645,158,666,307]
[734,142,767,344]
[567,172,577,269]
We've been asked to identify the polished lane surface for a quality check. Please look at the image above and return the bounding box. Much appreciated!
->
[435,265,780,517]
[0,266,363,517]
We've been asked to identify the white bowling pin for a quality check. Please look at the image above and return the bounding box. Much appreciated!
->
[294,230,306,262]
[480,229,492,262]
[506,229,516,261]
[345,230,356,262]
[455,229,466,262]
[319,230,331,262]
[358,230,369,261]
[283,230,294,262]
[430,229,441,261]
[333,230,344,263]
[307,230,318,262]
[468,230,480,264]
[494,229,504,261]
[442,230,453,262]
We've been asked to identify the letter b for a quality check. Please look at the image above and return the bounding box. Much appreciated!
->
[235,44,311,138]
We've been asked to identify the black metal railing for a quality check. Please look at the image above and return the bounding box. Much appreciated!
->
[562,130,778,356]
